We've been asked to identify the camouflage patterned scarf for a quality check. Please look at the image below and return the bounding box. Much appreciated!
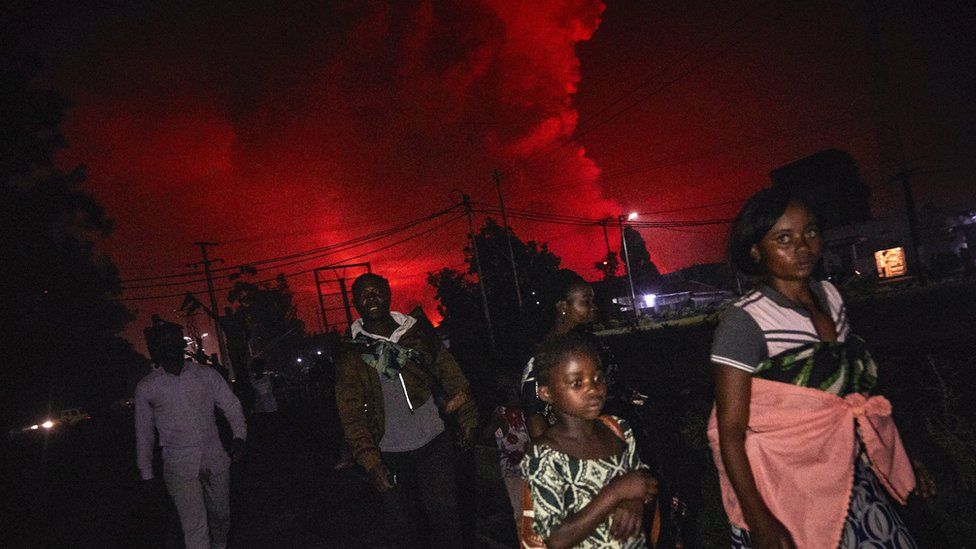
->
[355,333,423,380]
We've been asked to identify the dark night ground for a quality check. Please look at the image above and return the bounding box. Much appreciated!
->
[1,398,519,548]
[3,280,975,548]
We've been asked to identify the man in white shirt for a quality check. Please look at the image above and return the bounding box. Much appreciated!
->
[136,318,246,549]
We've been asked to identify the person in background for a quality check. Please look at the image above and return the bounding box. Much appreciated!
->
[709,186,932,549]
[521,269,597,439]
[249,358,278,416]
[485,376,530,525]
[136,317,246,549]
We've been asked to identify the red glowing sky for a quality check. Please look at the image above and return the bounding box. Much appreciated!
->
[11,0,974,350]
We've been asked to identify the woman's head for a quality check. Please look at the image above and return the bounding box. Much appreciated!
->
[728,187,822,281]
[542,269,596,328]
[535,331,606,419]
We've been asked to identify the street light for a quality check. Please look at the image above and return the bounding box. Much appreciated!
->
[618,212,640,321]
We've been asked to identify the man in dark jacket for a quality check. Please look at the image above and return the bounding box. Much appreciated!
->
[335,273,476,548]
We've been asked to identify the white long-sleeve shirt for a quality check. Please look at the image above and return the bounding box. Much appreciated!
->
[135,361,247,481]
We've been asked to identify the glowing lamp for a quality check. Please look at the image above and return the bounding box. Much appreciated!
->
[643,294,656,308]
[627,212,639,221]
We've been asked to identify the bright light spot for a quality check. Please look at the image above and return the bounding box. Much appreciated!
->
[41,420,55,429]
[316,350,322,355]
[30,424,39,430]
[628,212,638,221]
[201,333,209,337]
[296,358,303,363]
[643,294,657,308]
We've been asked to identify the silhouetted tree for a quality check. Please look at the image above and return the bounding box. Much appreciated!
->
[428,218,562,383]
[0,61,145,424]
[623,227,662,292]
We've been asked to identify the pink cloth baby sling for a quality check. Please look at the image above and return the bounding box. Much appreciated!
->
[708,378,916,549]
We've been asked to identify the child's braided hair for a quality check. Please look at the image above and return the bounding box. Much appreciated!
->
[534,329,603,387]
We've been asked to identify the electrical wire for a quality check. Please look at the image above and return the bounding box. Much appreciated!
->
[119,204,462,287]
[116,213,467,302]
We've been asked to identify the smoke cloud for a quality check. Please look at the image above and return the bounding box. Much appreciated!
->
[50,0,617,337]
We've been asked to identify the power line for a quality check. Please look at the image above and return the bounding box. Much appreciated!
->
[637,199,744,216]
[120,204,462,287]
[117,213,467,302]
[386,215,466,280]
[472,205,732,228]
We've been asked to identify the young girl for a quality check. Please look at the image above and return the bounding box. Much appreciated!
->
[522,332,657,548]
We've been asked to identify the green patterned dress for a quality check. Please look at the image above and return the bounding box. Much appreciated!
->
[521,416,648,548]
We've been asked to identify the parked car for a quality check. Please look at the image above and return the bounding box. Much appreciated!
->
[58,408,91,426]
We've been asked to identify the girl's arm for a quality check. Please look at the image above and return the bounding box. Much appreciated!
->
[543,472,655,549]
[714,364,795,549]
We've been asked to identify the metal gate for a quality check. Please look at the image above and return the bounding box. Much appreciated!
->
[313,262,372,334]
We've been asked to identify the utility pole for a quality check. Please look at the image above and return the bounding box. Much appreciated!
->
[462,192,496,350]
[493,169,523,311]
[864,0,924,279]
[618,216,640,321]
[601,218,612,256]
[190,241,234,381]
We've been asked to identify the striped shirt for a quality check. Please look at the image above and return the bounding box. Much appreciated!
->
[710,280,849,374]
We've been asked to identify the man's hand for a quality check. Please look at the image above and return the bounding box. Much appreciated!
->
[443,390,470,414]
[366,463,395,493]
[457,425,475,450]
[231,438,246,462]
[140,477,163,505]
[609,498,644,541]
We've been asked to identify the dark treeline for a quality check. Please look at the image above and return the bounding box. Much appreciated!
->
[1,61,147,428]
